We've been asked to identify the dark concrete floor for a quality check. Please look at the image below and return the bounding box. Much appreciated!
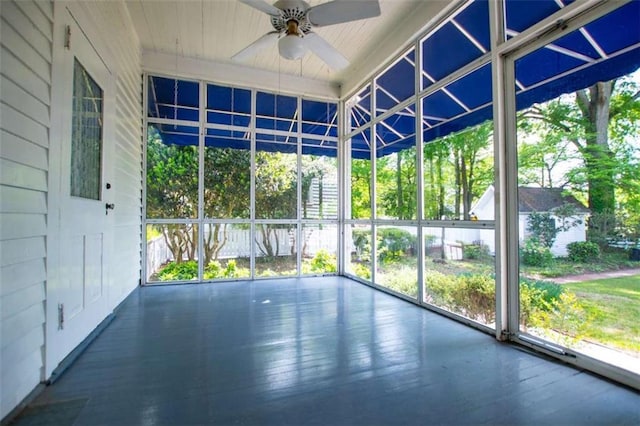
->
[11,277,640,425]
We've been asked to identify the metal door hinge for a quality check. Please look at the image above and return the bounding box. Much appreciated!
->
[58,303,64,330]
[64,25,71,49]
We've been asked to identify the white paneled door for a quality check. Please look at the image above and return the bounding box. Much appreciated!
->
[47,8,115,376]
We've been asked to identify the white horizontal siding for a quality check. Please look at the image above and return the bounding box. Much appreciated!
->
[1,0,142,418]
[0,159,48,192]
[0,131,48,171]
[1,258,47,296]
[0,237,46,269]
[0,0,51,419]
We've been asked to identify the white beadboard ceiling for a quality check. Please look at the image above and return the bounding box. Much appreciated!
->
[125,0,432,93]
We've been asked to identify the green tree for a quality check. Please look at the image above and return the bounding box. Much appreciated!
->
[379,148,417,220]
[524,77,640,215]
[450,122,493,219]
[203,146,251,263]
[351,158,372,219]
[423,139,450,220]
[146,126,198,263]
[255,151,297,257]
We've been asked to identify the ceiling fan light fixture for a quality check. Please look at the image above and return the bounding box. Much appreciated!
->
[279,33,305,60]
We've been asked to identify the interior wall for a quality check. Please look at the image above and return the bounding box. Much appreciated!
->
[0,0,142,419]
[0,0,53,418]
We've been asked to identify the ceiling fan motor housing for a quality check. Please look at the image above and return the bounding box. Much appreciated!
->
[270,0,312,34]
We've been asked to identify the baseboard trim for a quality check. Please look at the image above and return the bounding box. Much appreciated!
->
[47,312,116,385]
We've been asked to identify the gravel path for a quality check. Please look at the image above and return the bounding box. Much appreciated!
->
[549,267,640,284]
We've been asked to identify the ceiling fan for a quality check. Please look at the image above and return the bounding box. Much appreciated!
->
[232,0,381,70]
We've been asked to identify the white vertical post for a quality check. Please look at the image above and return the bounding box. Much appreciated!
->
[250,88,257,279]
[141,74,149,284]
[338,100,347,275]
[198,80,205,282]
[489,0,518,339]
[297,96,303,275]
[370,81,377,283]
[414,40,425,303]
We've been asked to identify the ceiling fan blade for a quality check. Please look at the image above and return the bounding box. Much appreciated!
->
[307,0,381,27]
[237,0,281,17]
[231,31,280,62]
[303,32,349,70]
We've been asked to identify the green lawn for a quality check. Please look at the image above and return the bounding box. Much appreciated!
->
[563,275,640,353]
[522,251,637,278]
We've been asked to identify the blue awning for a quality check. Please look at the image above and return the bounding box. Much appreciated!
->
[148,0,640,158]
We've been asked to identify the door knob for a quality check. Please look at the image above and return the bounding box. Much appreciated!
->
[105,203,115,214]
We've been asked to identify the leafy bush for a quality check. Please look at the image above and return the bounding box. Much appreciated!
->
[424,272,494,323]
[424,234,437,248]
[377,228,417,264]
[203,259,250,279]
[463,241,490,260]
[526,211,558,248]
[377,228,417,254]
[521,278,563,306]
[567,241,600,262]
[519,278,564,329]
[351,262,371,280]
[303,249,337,274]
[450,274,495,322]
[157,260,198,281]
[533,292,593,345]
[520,238,554,267]
[352,229,371,261]
[380,265,418,298]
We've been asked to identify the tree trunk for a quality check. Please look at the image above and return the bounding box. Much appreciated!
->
[454,149,461,219]
[396,153,403,219]
[460,154,470,220]
[436,155,445,219]
[576,82,616,214]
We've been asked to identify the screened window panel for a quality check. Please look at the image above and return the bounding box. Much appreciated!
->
[348,84,372,131]
[375,48,415,116]
[71,58,103,200]
[147,76,199,121]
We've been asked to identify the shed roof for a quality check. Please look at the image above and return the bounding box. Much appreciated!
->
[518,187,590,214]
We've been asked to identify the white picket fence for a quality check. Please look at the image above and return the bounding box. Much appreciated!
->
[146,226,339,275]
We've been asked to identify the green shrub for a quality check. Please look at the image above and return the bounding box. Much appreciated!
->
[377,228,417,255]
[381,265,418,297]
[351,262,371,280]
[352,229,371,261]
[203,259,250,279]
[157,260,198,281]
[567,241,600,262]
[303,249,337,274]
[520,238,554,267]
[519,279,564,329]
[222,259,250,278]
[521,278,563,306]
[463,241,490,260]
[534,292,593,345]
[425,272,495,323]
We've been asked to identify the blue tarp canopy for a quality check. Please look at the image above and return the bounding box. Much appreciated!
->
[148,0,640,159]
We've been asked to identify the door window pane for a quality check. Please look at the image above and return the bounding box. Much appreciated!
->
[71,58,103,200]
